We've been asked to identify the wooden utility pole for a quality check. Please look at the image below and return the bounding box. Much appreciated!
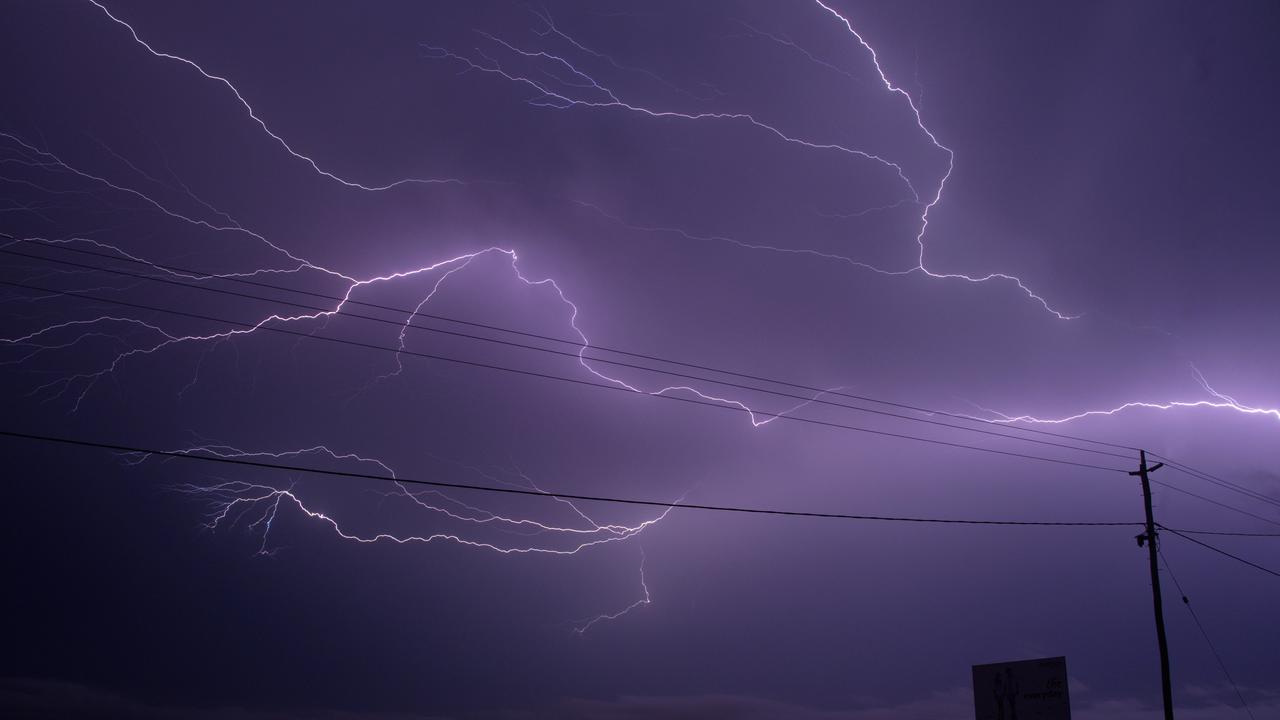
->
[1130,450,1172,720]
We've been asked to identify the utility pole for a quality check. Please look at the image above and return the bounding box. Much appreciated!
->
[1130,449,1172,720]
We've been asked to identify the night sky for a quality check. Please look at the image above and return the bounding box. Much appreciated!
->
[2,1,1278,718]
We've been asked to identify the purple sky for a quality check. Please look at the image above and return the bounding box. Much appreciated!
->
[2,1,1278,718]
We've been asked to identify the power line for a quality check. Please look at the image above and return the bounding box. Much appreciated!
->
[14,243,1279,520]
[1151,480,1280,529]
[4,238,1138,453]
[8,268,1273,536]
[1163,528,1280,538]
[1149,452,1280,512]
[0,277,1133,473]
[9,248,1280,530]
[1161,526,1280,579]
[7,243,1141,461]
[0,245,1136,461]
[0,428,1141,528]
[1158,547,1256,720]
[23,241,1280,522]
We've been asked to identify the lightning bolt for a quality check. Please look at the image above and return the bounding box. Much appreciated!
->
[971,366,1280,426]
[571,545,651,635]
[2,131,852,433]
[136,444,672,554]
[1,131,346,281]
[82,0,469,192]
[809,0,1079,319]
[0,122,816,629]
[119,443,677,629]
[531,6,723,102]
[5,1,1268,636]
[729,19,868,87]
[67,0,1078,319]
[417,2,1076,318]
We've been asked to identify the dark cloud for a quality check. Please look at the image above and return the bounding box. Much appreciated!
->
[2,0,1277,717]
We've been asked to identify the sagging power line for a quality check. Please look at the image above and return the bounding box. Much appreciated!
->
[0,277,1133,473]
[1,243,1133,462]
[0,428,1139,528]
[6,242,1278,526]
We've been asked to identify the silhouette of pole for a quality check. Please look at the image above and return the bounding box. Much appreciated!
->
[1131,449,1172,720]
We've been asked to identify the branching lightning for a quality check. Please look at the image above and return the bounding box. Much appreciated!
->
[0,39,809,625]
[123,443,673,629]
[132,444,674,555]
[973,365,1280,427]
[570,546,651,635]
[83,0,469,193]
[3,1,1272,634]
[415,1,1077,318]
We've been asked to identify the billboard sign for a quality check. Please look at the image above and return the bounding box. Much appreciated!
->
[972,655,1070,720]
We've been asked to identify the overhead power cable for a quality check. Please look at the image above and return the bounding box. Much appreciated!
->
[1149,453,1280,512]
[0,245,1135,461]
[0,428,1141,527]
[1161,526,1280,579]
[10,243,1277,519]
[1162,528,1280,538]
[1151,481,1280,530]
[1158,547,1257,720]
[0,277,1132,473]
[5,238,1137,452]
